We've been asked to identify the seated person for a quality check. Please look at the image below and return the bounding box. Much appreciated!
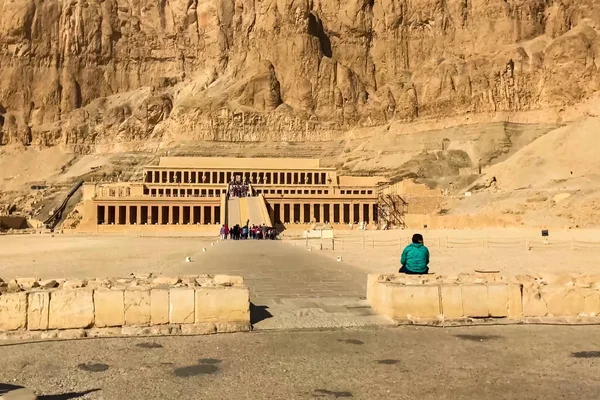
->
[399,233,430,275]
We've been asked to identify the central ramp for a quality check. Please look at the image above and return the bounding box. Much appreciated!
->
[246,195,272,227]
[227,198,242,226]
[227,195,272,227]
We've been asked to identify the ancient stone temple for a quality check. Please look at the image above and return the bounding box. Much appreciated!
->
[78,157,387,233]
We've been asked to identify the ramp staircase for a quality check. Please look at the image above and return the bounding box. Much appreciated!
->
[225,184,273,227]
[377,183,408,229]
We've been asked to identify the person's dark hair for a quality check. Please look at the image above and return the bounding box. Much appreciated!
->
[412,234,424,244]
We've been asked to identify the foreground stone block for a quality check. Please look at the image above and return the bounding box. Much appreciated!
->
[94,290,125,327]
[124,290,151,326]
[546,289,585,317]
[522,285,548,317]
[169,288,195,324]
[151,289,169,325]
[440,286,463,318]
[487,285,509,317]
[27,291,50,330]
[461,285,489,317]
[181,323,217,335]
[0,292,27,331]
[195,287,250,323]
[507,284,523,318]
[49,290,94,329]
[215,321,252,333]
[389,285,440,319]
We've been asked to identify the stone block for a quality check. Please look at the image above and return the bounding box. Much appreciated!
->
[16,278,39,290]
[0,292,27,331]
[583,292,600,316]
[522,285,548,317]
[151,289,169,325]
[487,285,509,317]
[214,275,244,286]
[507,284,523,318]
[49,290,94,329]
[215,321,252,333]
[195,287,250,323]
[94,290,125,327]
[389,285,440,319]
[181,323,217,335]
[27,291,50,330]
[124,290,151,326]
[57,329,87,339]
[152,276,181,286]
[169,288,195,324]
[63,279,88,289]
[461,285,489,317]
[440,286,463,318]
[547,289,585,317]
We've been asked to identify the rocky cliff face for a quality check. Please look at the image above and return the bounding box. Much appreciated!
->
[1,0,599,152]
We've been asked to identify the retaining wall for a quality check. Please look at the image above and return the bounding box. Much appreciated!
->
[0,274,250,339]
[368,273,600,322]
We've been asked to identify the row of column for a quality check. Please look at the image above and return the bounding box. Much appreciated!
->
[97,204,221,226]
[145,170,330,186]
[270,203,378,224]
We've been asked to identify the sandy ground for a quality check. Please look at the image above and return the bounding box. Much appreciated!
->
[301,228,600,276]
[1,228,599,282]
[1,325,600,399]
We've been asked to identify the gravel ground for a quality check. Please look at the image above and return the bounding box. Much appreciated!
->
[1,325,600,399]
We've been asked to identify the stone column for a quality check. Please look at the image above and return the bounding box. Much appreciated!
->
[290,203,295,223]
[104,206,109,225]
[359,203,364,223]
[148,206,153,225]
[300,203,305,224]
[158,206,163,225]
[329,204,334,224]
[125,206,131,225]
[210,206,215,224]
[168,206,173,224]
[136,206,141,225]
[179,206,184,225]
[200,206,205,225]
[310,203,315,223]
[340,203,345,224]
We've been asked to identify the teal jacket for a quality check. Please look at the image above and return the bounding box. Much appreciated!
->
[400,243,430,273]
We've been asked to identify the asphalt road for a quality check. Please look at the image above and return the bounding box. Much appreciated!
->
[1,325,600,399]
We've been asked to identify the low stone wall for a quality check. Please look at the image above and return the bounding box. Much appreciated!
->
[0,274,250,339]
[368,273,600,322]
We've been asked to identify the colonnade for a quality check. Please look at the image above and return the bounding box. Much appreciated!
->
[145,169,331,186]
[269,202,378,225]
[97,204,221,226]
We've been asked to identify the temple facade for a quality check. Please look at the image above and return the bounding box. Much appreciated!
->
[78,157,388,233]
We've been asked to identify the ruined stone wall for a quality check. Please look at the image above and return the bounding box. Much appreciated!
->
[368,273,600,322]
[0,274,250,339]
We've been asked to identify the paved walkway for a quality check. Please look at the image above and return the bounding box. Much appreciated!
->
[183,240,389,329]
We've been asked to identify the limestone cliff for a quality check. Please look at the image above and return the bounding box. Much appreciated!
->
[1,0,599,152]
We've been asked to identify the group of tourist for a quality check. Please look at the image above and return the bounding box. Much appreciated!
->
[229,182,249,198]
[219,224,277,240]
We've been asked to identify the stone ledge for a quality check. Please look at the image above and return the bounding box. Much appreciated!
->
[0,276,249,333]
[368,273,600,322]
[0,321,252,342]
